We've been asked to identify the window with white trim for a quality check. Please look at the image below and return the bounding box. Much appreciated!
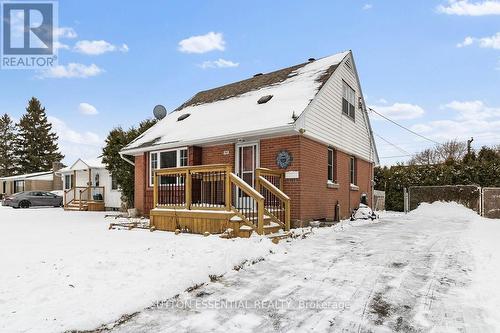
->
[327,148,337,183]
[149,148,188,186]
[342,81,356,120]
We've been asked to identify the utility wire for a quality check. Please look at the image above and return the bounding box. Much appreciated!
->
[368,107,440,145]
[374,133,412,156]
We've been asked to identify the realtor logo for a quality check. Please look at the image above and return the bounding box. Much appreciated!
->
[1,0,58,69]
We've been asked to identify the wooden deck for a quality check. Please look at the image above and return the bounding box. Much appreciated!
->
[150,164,290,238]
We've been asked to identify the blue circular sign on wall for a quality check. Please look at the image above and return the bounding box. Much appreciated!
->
[276,150,293,169]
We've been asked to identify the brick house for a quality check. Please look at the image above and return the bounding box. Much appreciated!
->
[120,51,379,236]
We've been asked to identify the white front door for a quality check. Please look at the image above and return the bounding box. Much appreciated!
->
[235,143,259,206]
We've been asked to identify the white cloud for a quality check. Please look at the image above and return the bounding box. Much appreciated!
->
[38,63,104,79]
[48,116,102,163]
[457,36,474,47]
[54,27,77,39]
[437,0,500,16]
[457,32,500,49]
[411,100,500,144]
[362,4,373,10]
[74,40,129,55]
[377,98,388,104]
[178,32,225,54]
[78,103,99,116]
[53,41,70,51]
[370,103,425,120]
[198,58,239,69]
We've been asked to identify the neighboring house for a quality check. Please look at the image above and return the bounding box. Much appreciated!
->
[58,158,122,211]
[120,51,379,236]
[0,163,64,197]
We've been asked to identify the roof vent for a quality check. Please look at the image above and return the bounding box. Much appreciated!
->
[253,73,263,77]
[257,95,273,104]
[308,58,316,62]
[177,113,191,121]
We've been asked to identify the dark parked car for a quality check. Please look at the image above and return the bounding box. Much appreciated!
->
[2,191,63,208]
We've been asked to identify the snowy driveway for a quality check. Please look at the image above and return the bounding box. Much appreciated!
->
[113,203,500,333]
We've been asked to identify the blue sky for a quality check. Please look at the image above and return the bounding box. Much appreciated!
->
[1,0,499,165]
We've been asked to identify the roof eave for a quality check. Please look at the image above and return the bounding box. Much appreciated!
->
[120,124,298,156]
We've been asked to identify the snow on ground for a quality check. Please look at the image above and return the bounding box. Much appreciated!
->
[111,202,500,332]
[0,206,275,333]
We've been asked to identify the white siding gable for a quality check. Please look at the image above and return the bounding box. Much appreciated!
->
[298,52,377,163]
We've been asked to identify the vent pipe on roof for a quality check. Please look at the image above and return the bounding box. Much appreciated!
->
[253,73,263,77]
[308,58,315,62]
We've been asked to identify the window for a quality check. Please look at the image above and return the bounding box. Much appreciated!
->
[149,148,188,186]
[64,175,72,190]
[111,175,118,190]
[180,149,188,167]
[14,180,24,193]
[2,181,6,194]
[342,81,356,120]
[327,148,337,183]
[349,157,357,185]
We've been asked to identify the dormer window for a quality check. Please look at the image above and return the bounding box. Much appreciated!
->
[342,81,356,120]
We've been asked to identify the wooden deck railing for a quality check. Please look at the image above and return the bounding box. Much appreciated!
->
[256,168,284,190]
[64,186,105,208]
[257,176,291,231]
[153,164,279,235]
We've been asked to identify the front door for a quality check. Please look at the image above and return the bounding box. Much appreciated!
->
[235,143,259,206]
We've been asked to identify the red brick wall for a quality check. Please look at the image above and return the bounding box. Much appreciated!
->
[298,136,373,221]
[260,136,301,221]
[201,144,235,166]
[134,154,146,214]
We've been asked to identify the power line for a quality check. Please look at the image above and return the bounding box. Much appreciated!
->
[368,107,441,145]
[374,133,412,156]
[379,154,414,159]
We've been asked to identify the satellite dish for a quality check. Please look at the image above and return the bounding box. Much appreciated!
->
[153,105,167,120]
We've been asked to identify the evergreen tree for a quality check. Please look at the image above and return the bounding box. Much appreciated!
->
[0,113,17,177]
[102,119,157,208]
[16,97,64,173]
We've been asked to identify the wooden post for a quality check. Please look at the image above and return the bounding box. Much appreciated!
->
[285,200,291,231]
[255,169,261,193]
[185,169,192,210]
[257,197,264,235]
[225,165,231,211]
[153,170,158,209]
[87,168,92,201]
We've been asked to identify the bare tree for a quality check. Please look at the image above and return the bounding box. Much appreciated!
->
[435,140,467,162]
[408,140,467,165]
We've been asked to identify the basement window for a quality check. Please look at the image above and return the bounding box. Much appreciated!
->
[257,95,273,104]
[177,113,191,121]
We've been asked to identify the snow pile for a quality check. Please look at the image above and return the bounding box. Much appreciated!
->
[0,207,275,333]
[463,214,500,328]
[409,201,481,221]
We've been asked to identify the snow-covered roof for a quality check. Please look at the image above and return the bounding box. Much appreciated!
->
[0,171,53,181]
[58,157,105,173]
[121,51,349,154]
